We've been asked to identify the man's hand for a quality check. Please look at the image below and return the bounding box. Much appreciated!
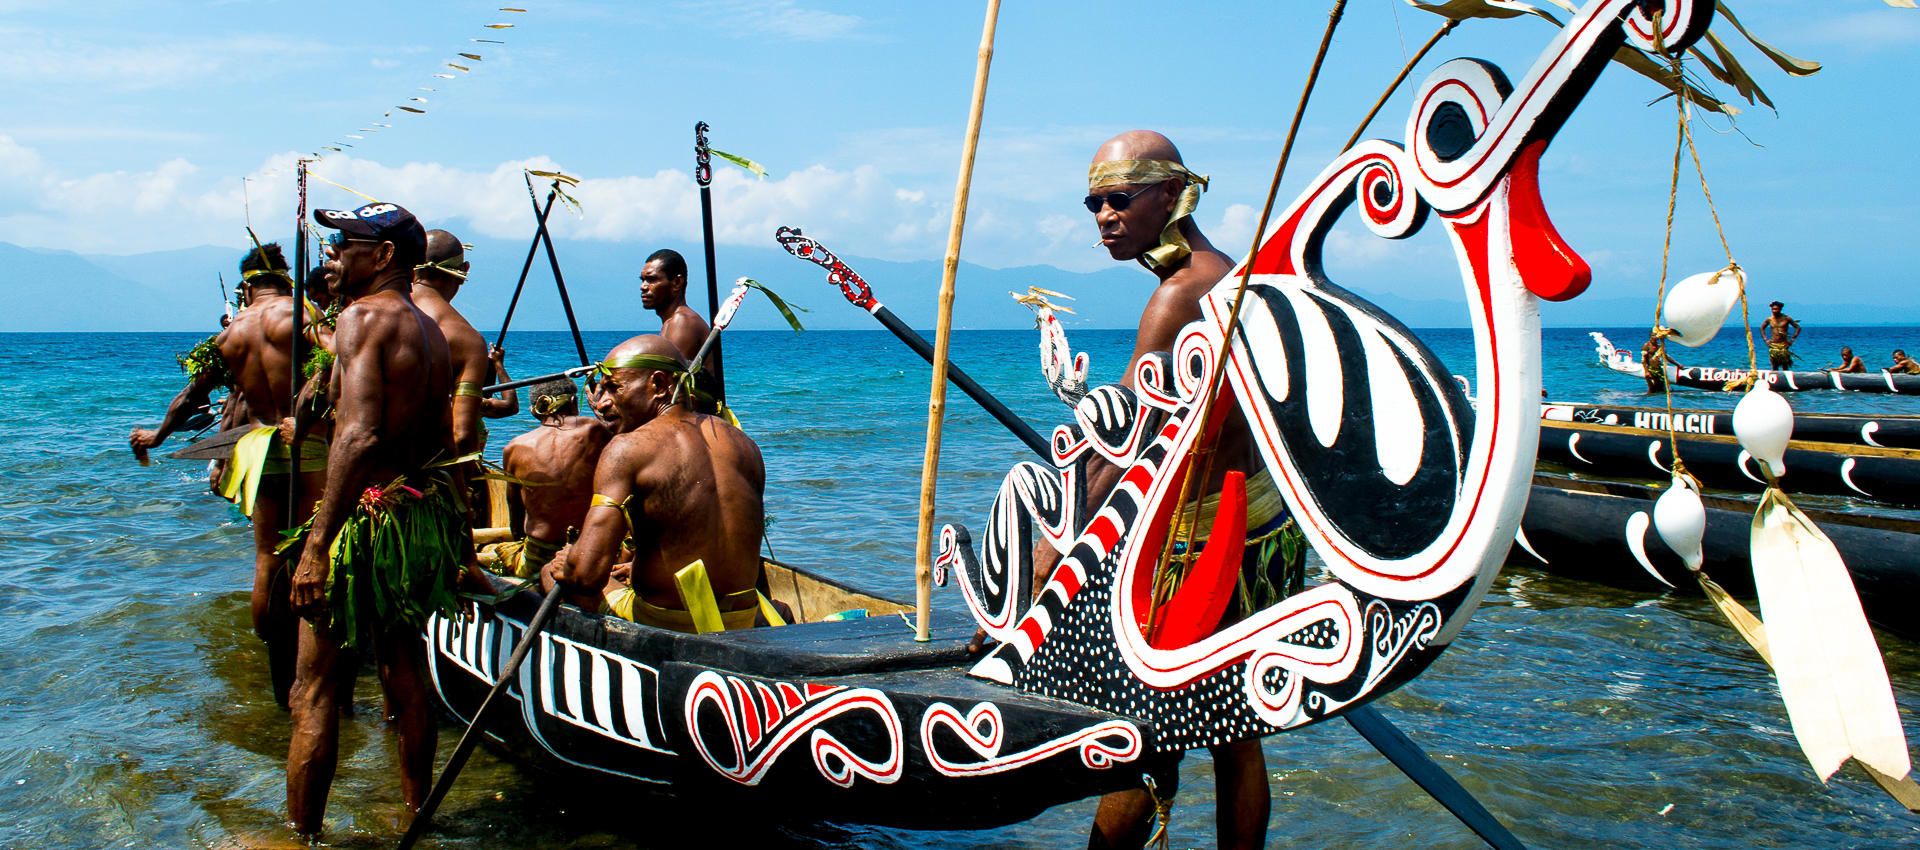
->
[129,428,162,465]
[489,344,508,378]
[291,546,330,622]
[277,416,299,447]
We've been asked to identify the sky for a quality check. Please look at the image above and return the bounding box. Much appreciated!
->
[2,0,1916,311]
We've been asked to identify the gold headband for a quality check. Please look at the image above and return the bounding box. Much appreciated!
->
[1087,159,1210,270]
[413,257,468,280]
[531,392,575,416]
[594,353,688,377]
[241,267,293,285]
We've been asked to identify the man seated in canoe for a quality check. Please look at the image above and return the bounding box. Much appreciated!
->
[547,334,779,633]
[1891,350,1920,375]
[128,242,327,708]
[482,377,611,579]
[639,248,730,419]
[285,201,480,834]
[1823,346,1866,373]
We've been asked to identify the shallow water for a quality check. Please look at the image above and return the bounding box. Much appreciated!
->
[5,325,1920,848]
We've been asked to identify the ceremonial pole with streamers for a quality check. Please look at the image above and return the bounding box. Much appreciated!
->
[694,123,767,404]
[911,0,1002,643]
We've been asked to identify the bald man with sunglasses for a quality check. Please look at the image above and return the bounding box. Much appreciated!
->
[1078,131,1276,850]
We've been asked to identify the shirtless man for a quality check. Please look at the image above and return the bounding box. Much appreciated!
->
[412,229,520,457]
[489,378,612,579]
[286,202,469,834]
[1641,329,1683,392]
[640,249,709,359]
[1759,301,1801,370]
[1074,131,1275,850]
[129,243,324,707]
[1825,346,1866,373]
[550,335,769,633]
[1891,350,1920,375]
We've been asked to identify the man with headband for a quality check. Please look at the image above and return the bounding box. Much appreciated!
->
[284,201,479,835]
[1079,131,1283,850]
[413,229,519,459]
[130,242,326,709]
[484,377,611,579]
[548,335,780,633]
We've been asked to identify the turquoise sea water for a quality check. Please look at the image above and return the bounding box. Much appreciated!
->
[5,324,1920,848]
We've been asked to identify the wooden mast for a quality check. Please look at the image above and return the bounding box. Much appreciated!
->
[911,0,1002,642]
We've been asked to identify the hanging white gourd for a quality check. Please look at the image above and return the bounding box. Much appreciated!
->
[1652,474,1707,572]
[1661,266,1745,348]
[1734,379,1794,479]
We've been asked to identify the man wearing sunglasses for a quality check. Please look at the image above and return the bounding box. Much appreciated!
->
[284,201,474,835]
[549,334,778,632]
[1078,131,1276,850]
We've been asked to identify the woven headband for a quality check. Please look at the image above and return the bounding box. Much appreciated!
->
[1087,159,1210,270]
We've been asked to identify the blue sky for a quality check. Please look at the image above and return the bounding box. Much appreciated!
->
[3,0,1916,310]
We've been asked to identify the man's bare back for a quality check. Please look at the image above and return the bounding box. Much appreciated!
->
[552,335,765,622]
[415,229,517,455]
[502,399,611,546]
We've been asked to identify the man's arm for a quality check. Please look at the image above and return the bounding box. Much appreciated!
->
[1788,318,1801,341]
[480,344,519,419]
[450,335,491,455]
[290,314,391,620]
[130,368,222,461]
[551,437,641,609]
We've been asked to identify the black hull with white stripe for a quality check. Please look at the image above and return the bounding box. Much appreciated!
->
[422,564,1176,830]
[1512,475,1920,640]
[1538,420,1920,507]
[1668,367,1920,395]
[1543,403,1920,450]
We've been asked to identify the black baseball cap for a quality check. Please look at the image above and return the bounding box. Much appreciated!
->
[313,202,426,253]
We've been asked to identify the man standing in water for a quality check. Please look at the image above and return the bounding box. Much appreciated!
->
[487,378,611,579]
[1759,301,1801,370]
[1059,131,1279,850]
[549,335,771,632]
[412,229,519,456]
[285,202,469,834]
[129,243,324,708]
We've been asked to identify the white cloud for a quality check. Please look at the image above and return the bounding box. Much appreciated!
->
[0,25,321,92]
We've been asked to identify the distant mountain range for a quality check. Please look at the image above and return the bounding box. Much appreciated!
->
[3,234,1913,333]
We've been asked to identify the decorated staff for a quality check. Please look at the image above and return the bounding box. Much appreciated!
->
[777,227,1048,460]
[693,123,766,405]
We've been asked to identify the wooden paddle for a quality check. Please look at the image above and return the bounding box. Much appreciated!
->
[396,586,565,850]
[167,424,258,461]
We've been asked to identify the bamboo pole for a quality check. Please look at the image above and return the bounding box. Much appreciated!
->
[911,0,1002,643]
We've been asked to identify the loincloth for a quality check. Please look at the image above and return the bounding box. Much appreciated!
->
[1160,468,1307,620]
[324,469,466,647]
[1768,343,1795,367]
[604,586,761,634]
[220,427,327,516]
[480,535,564,580]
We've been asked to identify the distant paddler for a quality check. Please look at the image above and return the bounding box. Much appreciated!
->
[412,229,520,458]
[1641,328,1684,392]
[482,377,611,579]
[548,334,783,632]
[128,242,327,708]
[638,248,726,416]
[285,201,483,835]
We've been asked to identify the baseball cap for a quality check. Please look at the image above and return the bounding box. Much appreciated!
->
[313,202,426,253]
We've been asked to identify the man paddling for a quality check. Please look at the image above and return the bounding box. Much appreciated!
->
[412,229,520,457]
[1891,350,1920,375]
[548,335,775,632]
[485,378,611,579]
[1072,131,1284,850]
[1824,345,1866,374]
[285,202,474,835]
[129,243,324,708]
[1759,301,1801,370]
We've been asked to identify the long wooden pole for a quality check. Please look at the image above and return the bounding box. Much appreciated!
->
[912,0,1002,643]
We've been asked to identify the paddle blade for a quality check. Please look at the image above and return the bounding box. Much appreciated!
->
[1750,489,1910,782]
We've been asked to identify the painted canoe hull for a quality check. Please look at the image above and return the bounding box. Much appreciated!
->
[1513,476,1920,640]
[1538,421,1920,507]
[423,565,1176,830]
[1668,367,1920,395]
[1542,403,1920,450]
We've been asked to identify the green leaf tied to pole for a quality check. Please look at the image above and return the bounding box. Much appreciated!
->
[739,278,808,332]
[709,149,766,179]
